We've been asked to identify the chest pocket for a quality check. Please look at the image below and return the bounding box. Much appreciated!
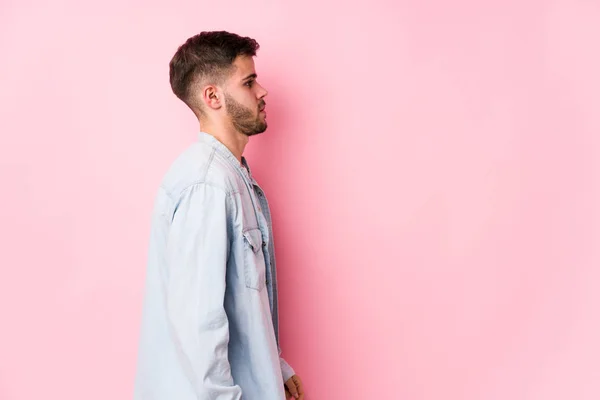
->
[242,228,267,291]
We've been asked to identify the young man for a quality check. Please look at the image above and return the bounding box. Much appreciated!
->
[133,31,304,400]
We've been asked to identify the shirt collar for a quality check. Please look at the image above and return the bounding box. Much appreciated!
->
[198,131,256,183]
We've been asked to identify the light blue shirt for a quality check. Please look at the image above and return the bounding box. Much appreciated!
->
[134,132,295,400]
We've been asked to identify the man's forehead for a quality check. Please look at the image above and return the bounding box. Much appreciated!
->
[231,55,256,78]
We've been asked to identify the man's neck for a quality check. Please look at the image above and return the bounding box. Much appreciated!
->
[200,122,248,164]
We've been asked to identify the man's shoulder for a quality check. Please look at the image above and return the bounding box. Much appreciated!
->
[159,142,242,200]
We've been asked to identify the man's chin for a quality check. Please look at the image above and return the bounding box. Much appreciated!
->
[246,123,267,137]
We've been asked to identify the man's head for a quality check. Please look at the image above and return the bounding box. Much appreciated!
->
[169,31,268,137]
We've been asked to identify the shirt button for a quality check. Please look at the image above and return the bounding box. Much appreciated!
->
[262,241,267,247]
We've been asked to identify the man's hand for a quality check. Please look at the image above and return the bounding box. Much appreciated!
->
[284,374,304,399]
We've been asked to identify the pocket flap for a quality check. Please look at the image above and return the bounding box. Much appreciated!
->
[243,228,263,254]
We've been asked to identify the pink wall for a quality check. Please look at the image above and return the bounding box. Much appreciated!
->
[1,1,599,399]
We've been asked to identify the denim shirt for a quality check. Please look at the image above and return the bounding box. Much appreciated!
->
[134,132,295,400]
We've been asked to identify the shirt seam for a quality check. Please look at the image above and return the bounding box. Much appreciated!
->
[160,149,241,202]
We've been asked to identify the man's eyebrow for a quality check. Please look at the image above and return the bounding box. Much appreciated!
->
[242,73,257,81]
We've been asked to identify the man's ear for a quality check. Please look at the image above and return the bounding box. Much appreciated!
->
[202,85,222,110]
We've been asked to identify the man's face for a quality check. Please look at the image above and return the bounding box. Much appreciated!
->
[223,55,268,136]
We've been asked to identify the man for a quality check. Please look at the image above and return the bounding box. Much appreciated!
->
[133,31,304,400]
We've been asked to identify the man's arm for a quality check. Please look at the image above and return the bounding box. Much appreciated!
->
[165,182,241,399]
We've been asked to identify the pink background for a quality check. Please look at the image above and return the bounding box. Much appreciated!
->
[1,1,599,399]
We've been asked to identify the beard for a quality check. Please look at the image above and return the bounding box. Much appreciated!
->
[225,93,267,137]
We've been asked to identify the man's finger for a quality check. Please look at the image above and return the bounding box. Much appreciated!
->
[292,375,304,399]
[292,375,304,393]
[285,379,299,399]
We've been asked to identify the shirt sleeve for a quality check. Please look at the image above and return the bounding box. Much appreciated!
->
[279,355,296,383]
[165,182,242,399]
[277,315,295,382]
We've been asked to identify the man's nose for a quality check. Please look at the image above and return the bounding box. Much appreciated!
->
[258,83,268,98]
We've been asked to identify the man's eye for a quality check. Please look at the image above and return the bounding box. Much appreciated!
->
[245,81,254,87]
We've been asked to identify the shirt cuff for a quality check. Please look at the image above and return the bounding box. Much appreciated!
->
[280,357,296,383]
